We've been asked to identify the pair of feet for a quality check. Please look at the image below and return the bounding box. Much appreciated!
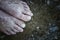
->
[0,1,33,35]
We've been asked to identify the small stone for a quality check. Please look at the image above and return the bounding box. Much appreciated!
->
[36,26,40,30]
[47,0,50,5]
[49,26,58,32]
[56,5,60,10]
[47,32,50,34]
[49,23,51,26]
[31,34,34,37]
[30,1,34,4]
[55,36,58,39]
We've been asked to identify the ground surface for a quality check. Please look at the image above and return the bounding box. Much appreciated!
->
[0,0,60,40]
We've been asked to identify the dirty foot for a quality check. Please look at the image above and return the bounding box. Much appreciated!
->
[0,10,26,35]
[0,1,33,21]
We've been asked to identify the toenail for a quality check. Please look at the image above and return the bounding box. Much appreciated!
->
[31,12,33,16]
[16,31,19,32]
[27,16,31,21]
[26,11,33,16]
[12,32,16,34]
[20,29,23,32]
[21,24,26,28]
[10,31,16,34]
[13,33,16,34]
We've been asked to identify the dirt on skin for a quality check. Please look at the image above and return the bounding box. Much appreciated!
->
[0,0,60,40]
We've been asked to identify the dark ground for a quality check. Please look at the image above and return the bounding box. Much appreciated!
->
[0,0,60,40]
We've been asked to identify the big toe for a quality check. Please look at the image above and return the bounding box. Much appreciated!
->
[22,10,33,16]
[15,13,31,21]
[21,1,33,16]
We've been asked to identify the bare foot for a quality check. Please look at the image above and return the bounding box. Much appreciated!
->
[0,1,33,21]
[0,10,25,35]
